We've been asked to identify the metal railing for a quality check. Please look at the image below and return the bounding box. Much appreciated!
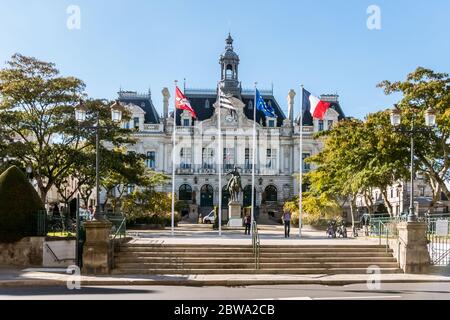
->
[251,221,260,270]
[110,217,126,269]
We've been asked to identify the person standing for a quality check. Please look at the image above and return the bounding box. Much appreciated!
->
[283,210,291,238]
[244,214,251,235]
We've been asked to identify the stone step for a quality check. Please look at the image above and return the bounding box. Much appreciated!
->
[115,262,399,269]
[112,267,402,275]
[118,247,393,253]
[114,256,397,263]
[120,244,386,249]
[115,251,394,258]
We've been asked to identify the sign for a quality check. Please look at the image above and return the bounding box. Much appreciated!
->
[435,219,449,237]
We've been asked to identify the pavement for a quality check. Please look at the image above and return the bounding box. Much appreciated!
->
[1,266,450,288]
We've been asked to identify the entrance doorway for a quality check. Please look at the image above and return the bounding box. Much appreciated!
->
[200,184,214,207]
[243,185,256,208]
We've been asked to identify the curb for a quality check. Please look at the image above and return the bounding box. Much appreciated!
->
[1,277,450,288]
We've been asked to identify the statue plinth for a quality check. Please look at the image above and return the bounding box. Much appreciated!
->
[228,201,242,227]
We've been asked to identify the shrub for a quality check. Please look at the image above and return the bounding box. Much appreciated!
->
[0,166,45,242]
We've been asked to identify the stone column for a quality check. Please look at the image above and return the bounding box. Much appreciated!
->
[82,220,112,275]
[287,89,296,125]
[162,87,170,119]
[397,222,430,274]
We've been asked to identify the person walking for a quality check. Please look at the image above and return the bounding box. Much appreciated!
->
[283,210,291,238]
[244,214,251,235]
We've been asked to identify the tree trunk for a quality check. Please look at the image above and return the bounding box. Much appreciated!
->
[380,187,393,217]
[349,194,356,230]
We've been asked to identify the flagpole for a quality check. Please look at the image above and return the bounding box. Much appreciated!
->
[299,84,304,238]
[171,80,178,237]
[251,82,257,234]
[218,83,222,237]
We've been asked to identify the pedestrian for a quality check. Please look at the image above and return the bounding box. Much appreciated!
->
[88,206,94,220]
[283,210,291,238]
[52,203,60,216]
[244,214,251,235]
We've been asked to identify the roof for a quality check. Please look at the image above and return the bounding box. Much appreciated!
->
[176,88,286,126]
[118,91,160,124]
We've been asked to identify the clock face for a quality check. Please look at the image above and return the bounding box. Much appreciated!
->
[225,115,235,122]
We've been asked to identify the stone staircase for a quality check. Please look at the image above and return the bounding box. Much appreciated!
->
[112,243,401,275]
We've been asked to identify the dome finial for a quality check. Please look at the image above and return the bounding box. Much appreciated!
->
[226,33,233,48]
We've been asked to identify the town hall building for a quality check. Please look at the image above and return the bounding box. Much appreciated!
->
[117,34,346,222]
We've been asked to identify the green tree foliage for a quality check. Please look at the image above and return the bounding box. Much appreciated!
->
[0,166,45,242]
[378,67,450,204]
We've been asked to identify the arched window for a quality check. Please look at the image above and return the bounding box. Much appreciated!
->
[205,99,210,109]
[225,64,233,79]
[265,185,277,202]
[179,184,192,201]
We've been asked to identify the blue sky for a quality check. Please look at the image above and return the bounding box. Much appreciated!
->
[0,0,449,119]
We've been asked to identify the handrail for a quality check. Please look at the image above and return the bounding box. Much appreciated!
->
[44,243,75,262]
[111,217,127,269]
[251,221,260,270]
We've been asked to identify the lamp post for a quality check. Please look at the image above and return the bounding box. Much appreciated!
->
[390,105,436,222]
[75,100,124,221]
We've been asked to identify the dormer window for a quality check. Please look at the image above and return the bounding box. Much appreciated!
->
[268,120,275,128]
[205,99,210,109]
[183,118,190,126]
[133,117,140,129]
[327,120,334,130]
[248,100,253,110]
[318,120,324,131]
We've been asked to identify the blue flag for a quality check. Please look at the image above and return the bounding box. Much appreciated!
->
[256,89,276,118]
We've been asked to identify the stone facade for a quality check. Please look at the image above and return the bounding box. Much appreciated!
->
[108,34,347,223]
[0,237,45,266]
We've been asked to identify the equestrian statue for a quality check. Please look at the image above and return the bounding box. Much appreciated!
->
[226,166,242,202]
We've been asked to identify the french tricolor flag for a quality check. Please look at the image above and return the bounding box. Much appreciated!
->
[302,88,331,120]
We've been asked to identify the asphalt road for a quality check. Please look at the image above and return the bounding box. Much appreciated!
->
[1,283,450,300]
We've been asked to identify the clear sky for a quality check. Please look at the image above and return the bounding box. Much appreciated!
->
[1,0,449,119]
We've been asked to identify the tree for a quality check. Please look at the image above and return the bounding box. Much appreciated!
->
[378,67,450,206]
[0,166,45,242]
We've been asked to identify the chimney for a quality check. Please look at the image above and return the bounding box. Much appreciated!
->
[162,87,170,118]
[287,89,296,124]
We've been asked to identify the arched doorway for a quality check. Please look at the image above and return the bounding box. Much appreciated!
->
[200,184,214,207]
[243,185,256,207]
[265,185,277,202]
[222,186,230,208]
[179,184,192,201]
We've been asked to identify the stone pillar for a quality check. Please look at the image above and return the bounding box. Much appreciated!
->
[397,222,430,274]
[228,201,242,227]
[287,89,296,124]
[162,87,170,119]
[82,221,112,275]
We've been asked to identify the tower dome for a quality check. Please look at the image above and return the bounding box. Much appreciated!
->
[219,33,241,96]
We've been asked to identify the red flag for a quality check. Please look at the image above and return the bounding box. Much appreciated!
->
[175,86,197,119]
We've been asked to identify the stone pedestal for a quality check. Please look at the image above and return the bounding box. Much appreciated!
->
[397,222,430,274]
[228,201,242,227]
[82,220,112,275]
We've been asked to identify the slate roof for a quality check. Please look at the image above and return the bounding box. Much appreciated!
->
[118,91,160,124]
[174,89,286,127]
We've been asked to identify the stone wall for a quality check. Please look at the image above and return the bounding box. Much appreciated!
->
[0,237,45,266]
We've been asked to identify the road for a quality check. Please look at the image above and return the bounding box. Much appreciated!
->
[1,283,449,300]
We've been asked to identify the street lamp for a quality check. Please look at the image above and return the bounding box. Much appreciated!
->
[75,100,123,221]
[390,105,437,222]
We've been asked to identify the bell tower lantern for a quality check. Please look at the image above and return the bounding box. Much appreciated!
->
[219,33,241,96]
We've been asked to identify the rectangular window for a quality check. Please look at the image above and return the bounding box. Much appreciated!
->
[223,148,235,170]
[180,148,191,169]
[302,153,311,171]
[318,120,324,131]
[133,117,140,129]
[146,151,156,169]
[266,149,277,170]
[183,119,190,126]
[202,148,214,169]
[245,148,253,170]
[268,120,275,127]
[327,120,333,130]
